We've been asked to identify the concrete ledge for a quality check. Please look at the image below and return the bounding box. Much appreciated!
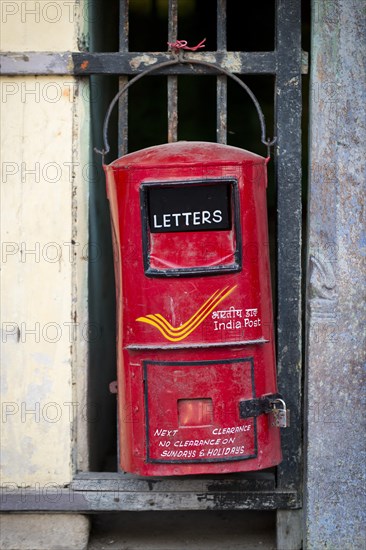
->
[0,514,90,550]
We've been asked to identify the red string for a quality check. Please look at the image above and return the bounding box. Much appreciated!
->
[167,38,206,51]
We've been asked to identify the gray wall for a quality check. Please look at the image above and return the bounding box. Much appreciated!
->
[304,0,366,547]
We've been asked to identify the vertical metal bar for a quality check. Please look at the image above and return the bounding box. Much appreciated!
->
[117,0,129,473]
[168,0,178,142]
[216,0,227,144]
[275,2,303,545]
[119,0,129,156]
[274,0,302,492]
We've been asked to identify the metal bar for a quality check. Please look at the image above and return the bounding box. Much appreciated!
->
[118,0,129,156]
[71,470,276,490]
[274,0,303,492]
[0,490,301,512]
[116,0,129,473]
[216,0,227,50]
[167,0,178,142]
[216,0,227,144]
[119,1,129,52]
[1,51,285,75]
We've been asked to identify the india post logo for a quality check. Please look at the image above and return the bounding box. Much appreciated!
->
[136,285,237,342]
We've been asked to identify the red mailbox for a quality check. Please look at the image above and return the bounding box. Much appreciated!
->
[104,140,285,476]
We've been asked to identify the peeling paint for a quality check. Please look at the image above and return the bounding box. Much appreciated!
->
[130,55,158,70]
[222,52,243,74]
[195,52,217,64]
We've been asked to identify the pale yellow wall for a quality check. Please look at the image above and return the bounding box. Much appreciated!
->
[0,3,89,486]
[0,1,82,51]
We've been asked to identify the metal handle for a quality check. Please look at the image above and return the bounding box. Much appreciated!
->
[95,55,277,162]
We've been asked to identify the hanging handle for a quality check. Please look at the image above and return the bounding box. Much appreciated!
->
[95,56,277,163]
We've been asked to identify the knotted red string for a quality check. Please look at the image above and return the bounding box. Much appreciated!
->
[167,38,206,51]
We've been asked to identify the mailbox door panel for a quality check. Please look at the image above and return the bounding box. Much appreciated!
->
[120,345,281,476]
[144,358,257,464]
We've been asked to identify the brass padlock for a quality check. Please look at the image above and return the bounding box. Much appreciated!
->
[270,398,290,428]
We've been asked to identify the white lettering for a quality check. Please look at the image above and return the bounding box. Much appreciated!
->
[244,318,261,328]
[162,214,171,227]
[206,446,245,457]
[151,209,226,229]
[213,425,251,435]
[171,213,181,226]
[153,215,162,229]
[181,212,192,225]
[193,211,200,225]
[153,428,178,437]
[161,449,197,458]
[201,210,211,224]
[212,209,223,223]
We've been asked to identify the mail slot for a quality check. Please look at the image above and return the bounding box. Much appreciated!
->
[104,140,284,475]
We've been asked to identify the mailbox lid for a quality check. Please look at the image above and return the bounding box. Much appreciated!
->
[108,141,266,169]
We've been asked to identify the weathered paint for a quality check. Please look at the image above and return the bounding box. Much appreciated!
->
[0,52,278,75]
[0,4,89,485]
[1,472,301,511]
[305,0,366,548]
[1,51,310,76]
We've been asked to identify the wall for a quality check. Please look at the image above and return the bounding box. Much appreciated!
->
[305,0,366,547]
[1,0,90,485]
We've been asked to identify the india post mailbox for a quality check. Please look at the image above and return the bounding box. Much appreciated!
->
[104,141,284,476]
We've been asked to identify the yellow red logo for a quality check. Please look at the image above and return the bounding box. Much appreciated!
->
[136,285,237,342]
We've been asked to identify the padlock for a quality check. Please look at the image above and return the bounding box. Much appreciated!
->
[270,399,290,428]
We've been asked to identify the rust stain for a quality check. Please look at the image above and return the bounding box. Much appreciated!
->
[80,60,89,70]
